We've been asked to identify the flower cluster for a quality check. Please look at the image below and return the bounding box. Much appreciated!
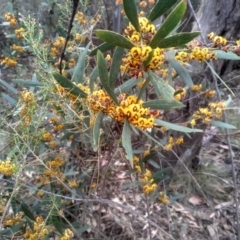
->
[43,156,65,184]
[87,91,159,130]
[67,179,80,188]
[133,155,144,174]
[190,101,226,126]
[14,28,25,40]
[158,192,170,204]
[4,12,17,26]
[0,57,17,67]
[24,216,49,240]
[60,228,74,240]
[12,44,25,53]
[0,157,17,176]
[51,36,66,57]
[3,212,24,227]
[122,17,165,77]
[35,156,65,186]
[140,169,157,194]
[191,84,202,92]
[208,32,227,46]
[175,47,216,62]
[75,12,87,25]
[18,89,36,125]
[122,46,165,77]
[164,136,184,151]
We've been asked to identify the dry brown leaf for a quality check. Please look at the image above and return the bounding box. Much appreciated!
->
[188,195,204,206]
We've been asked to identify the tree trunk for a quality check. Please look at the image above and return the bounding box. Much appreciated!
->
[192,0,240,83]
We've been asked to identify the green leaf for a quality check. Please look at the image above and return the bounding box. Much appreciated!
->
[89,42,114,56]
[12,79,43,87]
[148,0,178,22]
[143,99,184,110]
[71,41,91,83]
[148,70,175,102]
[224,95,232,106]
[7,2,13,13]
[89,65,98,93]
[97,51,118,104]
[149,0,187,48]
[96,30,135,49]
[137,77,151,102]
[152,167,171,181]
[51,215,63,235]
[30,73,37,92]
[143,50,154,68]
[52,72,87,98]
[93,111,104,151]
[147,159,161,169]
[123,0,140,32]
[214,50,240,60]
[2,93,17,106]
[114,77,143,95]
[0,223,24,237]
[122,120,133,167]
[157,32,200,48]
[109,47,124,88]
[210,120,236,129]
[154,118,203,133]
[168,56,193,87]
[0,79,18,94]
[21,202,35,221]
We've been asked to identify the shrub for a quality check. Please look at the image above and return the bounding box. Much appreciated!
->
[0,0,238,239]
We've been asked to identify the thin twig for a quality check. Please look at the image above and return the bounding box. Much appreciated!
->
[59,0,79,74]
[187,0,240,238]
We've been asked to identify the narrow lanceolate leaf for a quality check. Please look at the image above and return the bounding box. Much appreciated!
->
[93,111,104,150]
[89,42,114,56]
[114,77,143,95]
[157,32,200,48]
[2,93,17,106]
[89,65,98,93]
[71,41,91,83]
[12,79,43,87]
[96,30,135,49]
[52,72,87,98]
[97,51,118,104]
[148,0,178,22]
[149,0,187,48]
[0,79,18,94]
[214,50,240,60]
[210,120,236,129]
[148,70,175,102]
[143,50,154,68]
[109,47,124,88]
[122,120,133,167]
[143,99,184,110]
[168,57,193,87]
[155,119,203,133]
[123,0,140,32]
[224,95,232,106]
[21,203,35,221]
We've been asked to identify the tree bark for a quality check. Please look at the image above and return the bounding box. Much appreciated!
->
[192,0,240,83]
